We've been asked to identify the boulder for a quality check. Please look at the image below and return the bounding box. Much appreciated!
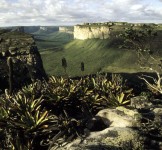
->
[49,97,162,150]
[86,116,108,131]
[116,106,142,120]
[96,108,140,128]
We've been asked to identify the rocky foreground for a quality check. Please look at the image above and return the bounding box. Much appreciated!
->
[50,96,162,150]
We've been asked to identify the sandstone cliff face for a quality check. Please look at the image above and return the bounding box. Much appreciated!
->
[74,25,110,40]
[59,26,74,34]
[40,26,48,31]
[0,30,47,91]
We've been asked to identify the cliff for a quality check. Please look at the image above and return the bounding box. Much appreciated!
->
[39,26,59,33]
[74,25,110,40]
[0,30,47,91]
[11,26,25,32]
[74,22,157,40]
[59,26,74,34]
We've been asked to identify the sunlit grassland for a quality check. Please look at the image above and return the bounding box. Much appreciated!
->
[39,38,141,76]
[35,28,162,77]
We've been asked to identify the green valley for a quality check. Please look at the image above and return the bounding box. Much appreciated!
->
[34,27,162,76]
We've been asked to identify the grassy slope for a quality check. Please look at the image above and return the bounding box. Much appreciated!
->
[35,28,162,77]
[40,38,142,77]
[34,31,73,50]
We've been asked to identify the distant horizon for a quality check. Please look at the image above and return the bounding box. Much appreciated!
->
[0,21,162,28]
[0,0,162,27]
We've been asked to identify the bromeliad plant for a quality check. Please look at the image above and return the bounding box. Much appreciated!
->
[47,110,86,150]
[90,74,133,107]
[0,85,59,150]
[42,74,133,116]
[0,73,134,149]
[42,76,93,117]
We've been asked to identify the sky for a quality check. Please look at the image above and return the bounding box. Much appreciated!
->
[0,0,162,26]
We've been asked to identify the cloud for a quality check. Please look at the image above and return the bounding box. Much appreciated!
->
[0,0,162,26]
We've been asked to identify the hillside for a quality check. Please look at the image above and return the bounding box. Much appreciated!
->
[40,38,143,76]
[34,24,162,77]
[34,31,73,51]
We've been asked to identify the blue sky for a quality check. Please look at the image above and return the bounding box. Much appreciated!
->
[0,0,162,26]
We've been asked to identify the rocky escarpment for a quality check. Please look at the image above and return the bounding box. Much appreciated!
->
[74,25,110,40]
[59,26,74,34]
[74,22,158,40]
[39,26,59,33]
[11,26,25,32]
[0,30,47,91]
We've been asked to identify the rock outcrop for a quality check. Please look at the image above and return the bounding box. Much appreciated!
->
[40,26,49,31]
[74,25,110,40]
[11,26,24,32]
[59,26,74,34]
[39,26,59,33]
[95,108,140,128]
[58,127,143,150]
[74,22,158,40]
[0,30,47,91]
[49,96,162,150]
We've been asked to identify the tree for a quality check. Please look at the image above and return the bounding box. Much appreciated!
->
[81,62,84,77]
[119,24,157,57]
[62,57,67,75]
[7,57,13,95]
[120,24,162,95]
[81,62,84,72]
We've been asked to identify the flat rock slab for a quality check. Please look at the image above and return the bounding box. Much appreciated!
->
[52,127,143,150]
[96,108,140,128]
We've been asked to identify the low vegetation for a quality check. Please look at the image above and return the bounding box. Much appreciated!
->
[40,39,142,76]
[0,23,162,149]
[120,24,162,96]
[0,74,133,149]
